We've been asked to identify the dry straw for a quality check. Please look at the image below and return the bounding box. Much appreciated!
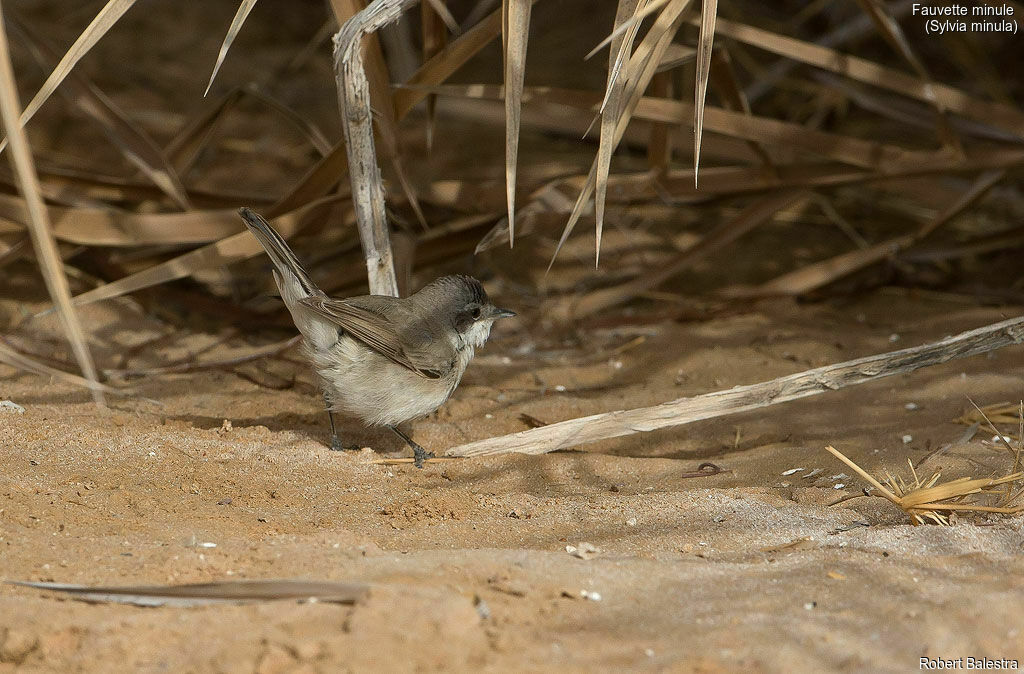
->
[825,446,1024,526]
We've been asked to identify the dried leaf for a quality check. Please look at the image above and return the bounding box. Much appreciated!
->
[693,0,717,186]
[559,0,691,269]
[204,0,259,96]
[0,6,103,405]
[706,16,1024,136]
[736,169,1007,297]
[8,579,367,607]
[595,0,645,265]
[0,340,123,396]
[7,14,191,209]
[70,195,348,307]
[0,0,139,154]
[447,317,1024,458]
[501,0,532,246]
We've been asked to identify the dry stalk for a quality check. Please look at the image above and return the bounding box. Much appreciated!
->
[446,315,1024,457]
[332,0,418,297]
[825,446,1024,526]
[957,401,1023,427]
[0,5,104,405]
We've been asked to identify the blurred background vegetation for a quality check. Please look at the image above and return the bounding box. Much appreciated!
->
[0,0,1022,394]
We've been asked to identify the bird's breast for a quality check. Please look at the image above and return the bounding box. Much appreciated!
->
[315,335,470,427]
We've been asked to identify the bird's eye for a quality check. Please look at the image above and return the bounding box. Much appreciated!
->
[471,307,481,319]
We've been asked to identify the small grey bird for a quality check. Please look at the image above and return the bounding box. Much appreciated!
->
[239,208,515,467]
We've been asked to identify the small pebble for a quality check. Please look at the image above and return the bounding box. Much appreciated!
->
[804,602,816,610]
[904,402,919,411]
[902,435,913,444]
[834,484,845,490]
[474,596,491,620]
[626,518,637,527]
[566,542,600,560]
[580,590,602,601]
[781,468,804,476]
[554,385,567,392]
[0,400,25,414]
[889,334,900,343]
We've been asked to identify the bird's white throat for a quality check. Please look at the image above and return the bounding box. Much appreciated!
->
[463,319,494,349]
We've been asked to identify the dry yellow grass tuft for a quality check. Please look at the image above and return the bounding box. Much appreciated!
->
[825,445,1024,526]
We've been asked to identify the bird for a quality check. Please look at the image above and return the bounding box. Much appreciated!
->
[238,207,515,467]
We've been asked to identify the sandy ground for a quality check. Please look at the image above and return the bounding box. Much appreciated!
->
[2,287,1024,673]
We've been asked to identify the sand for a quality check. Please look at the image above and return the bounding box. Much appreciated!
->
[2,288,1024,673]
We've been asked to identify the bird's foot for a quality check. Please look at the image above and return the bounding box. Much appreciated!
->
[412,444,435,469]
[386,425,434,468]
[329,435,358,452]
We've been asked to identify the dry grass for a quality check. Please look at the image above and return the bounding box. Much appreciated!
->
[826,444,1024,526]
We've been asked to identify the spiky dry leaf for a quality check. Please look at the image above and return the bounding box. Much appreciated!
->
[0,5,104,405]
[8,14,191,209]
[204,0,259,96]
[557,0,691,268]
[693,0,717,186]
[501,0,532,247]
[0,0,139,155]
[594,0,645,266]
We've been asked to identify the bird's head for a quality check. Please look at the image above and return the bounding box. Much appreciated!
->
[418,275,515,348]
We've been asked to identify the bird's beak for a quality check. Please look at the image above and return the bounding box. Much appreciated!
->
[492,307,516,319]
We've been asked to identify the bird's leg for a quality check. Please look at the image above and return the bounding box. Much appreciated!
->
[323,393,352,451]
[326,410,345,451]
[387,425,434,468]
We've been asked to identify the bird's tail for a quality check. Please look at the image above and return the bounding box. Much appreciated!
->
[240,207,341,350]
[239,207,319,297]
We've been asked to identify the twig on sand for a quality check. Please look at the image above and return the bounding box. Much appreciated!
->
[446,315,1024,458]
[369,456,458,465]
[679,462,727,479]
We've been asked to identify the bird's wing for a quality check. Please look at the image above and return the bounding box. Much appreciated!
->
[298,296,453,379]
